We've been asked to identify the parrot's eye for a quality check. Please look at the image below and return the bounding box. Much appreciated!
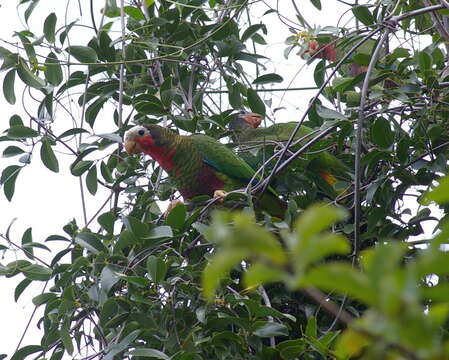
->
[138,129,145,136]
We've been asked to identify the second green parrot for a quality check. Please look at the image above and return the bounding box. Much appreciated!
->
[228,112,352,194]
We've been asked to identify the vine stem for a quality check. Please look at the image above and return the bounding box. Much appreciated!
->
[78,66,90,227]
[118,0,125,130]
[353,29,390,259]
[112,0,126,216]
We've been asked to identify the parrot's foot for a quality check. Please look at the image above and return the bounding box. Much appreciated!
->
[164,199,183,217]
[213,190,228,203]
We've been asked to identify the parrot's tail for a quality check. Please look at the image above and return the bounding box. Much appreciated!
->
[319,171,337,186]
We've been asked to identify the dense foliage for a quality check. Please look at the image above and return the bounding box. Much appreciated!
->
[2,0,449,359]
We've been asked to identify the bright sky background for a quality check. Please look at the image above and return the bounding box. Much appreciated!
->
[0,0,351,356]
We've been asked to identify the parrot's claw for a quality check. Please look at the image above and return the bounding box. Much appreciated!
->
[164,199,183,217]
[213,190,228,203]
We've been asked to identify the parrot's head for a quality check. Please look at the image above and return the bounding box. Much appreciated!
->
[229,111,263,131]
[124,125,152,155]
[124,124,173,155]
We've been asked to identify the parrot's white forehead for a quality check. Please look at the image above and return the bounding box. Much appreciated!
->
[124,125,148,141]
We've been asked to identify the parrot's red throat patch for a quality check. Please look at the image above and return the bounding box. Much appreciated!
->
[135,136,176,171]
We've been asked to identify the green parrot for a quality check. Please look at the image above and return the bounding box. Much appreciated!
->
[228,112,352,195]
[124,124,287,218]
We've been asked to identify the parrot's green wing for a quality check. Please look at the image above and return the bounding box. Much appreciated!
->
[191,134,256,183]
[191,134,286,218]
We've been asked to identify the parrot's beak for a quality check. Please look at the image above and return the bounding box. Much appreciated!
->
[244,113,263,128]
[124,139,142,155]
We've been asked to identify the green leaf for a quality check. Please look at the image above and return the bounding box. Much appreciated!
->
[124,6,145,20]
[86,98,107,127]
[32,292,57,306]
[416,51,432,71]
[361,243,407,289]
[423,175,449,204]
[101,265,121,293]
[316,104,347,120]
[14,278,32,302]
[100,161,114,183]
[57,128,89,139]
[146,255,167,284]
[133,94,166,116]
[75,232,107,254]
[253,321,289,337]
[126,349,169,359]
[0,165,21,201]
[309,0,321,10]
[227,81,241,108]
[352,5,375,26]
[21,227,33,260]
[202,249,246,300]
[103,330,141,360]
[371,117,394,148]
[207,212,288,265]
[98,211,116,233]
[43,13,56,43]
[60,326,74,355]
[16,59,45,89]
[422,283,449,302]
[22,264,52,281]
[119,275,149,288]
[44,52,63,86]
[40,137,59,172]
[123,216,149,238]
[86,165,98,195]
[8,125,39,138]
[294,203,348,245]
[305,317,317,337]
[247,88,266,115]
[301,263,374,304]
[314,60,325,87]
[244,262,284,288]
[166,203,186,231]
[9,114,24,127]
[95,133,122,143]
[24,0,39,24]
[253,73,283,85]
[3,146,25,158]
[59,20,76,45]
[71,160,93,176]
[66,46,98,63]
[277,339,306,360]
[10,345,42,360]
[16,33,36,63]
[104,0,120,17]
[146,226,173,239]
[3,69,16,104]
[335,329,370,358]
[241,24,265,42]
